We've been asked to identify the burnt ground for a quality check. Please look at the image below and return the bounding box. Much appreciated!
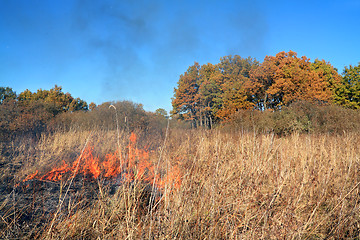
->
[0,174,160,239]
[0,175,111,239]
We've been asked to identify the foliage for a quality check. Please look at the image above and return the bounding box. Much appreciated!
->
[171,62,201,128]
[52,100,176,147]
[89,102,97,111]
[172,51,355,128]
[0,100,53,139]
[225,101,360,135]
[214,56,258,119]
[1,51,360,137]
[172,56,258,128]
[54,101,146,131]
[0,85,88,140]
[248,51,341,110]
[0,87,16,104]
[155,108,168,118]
[18,85,88,114]
[334,63,360,109]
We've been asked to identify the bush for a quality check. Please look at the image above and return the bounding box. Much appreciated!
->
[224,101,360,135]
[0,100,55,141]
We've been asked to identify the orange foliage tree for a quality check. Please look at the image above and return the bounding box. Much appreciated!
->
[172,56,258,127]
[215,55,258,119]
[172,51,346,127]
[171,63,201,128]
[249,51,341,110]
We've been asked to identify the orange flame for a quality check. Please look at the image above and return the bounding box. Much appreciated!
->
[22,170,39,182]
[22,133,182,191]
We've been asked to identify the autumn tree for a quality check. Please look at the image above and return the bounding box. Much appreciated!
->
[172,56,259,127]
[215,55,258,119]
[334,63,360,109]
[172,62,201,128]
[248,53,279,110]
[310,59,342,101]
[0,85,89,139]
[198,63,223,128]
[18,85,88,114]
[172,51,349,127]
[155,108,168,118]
[249,51,340,110]
[89,102,97,111]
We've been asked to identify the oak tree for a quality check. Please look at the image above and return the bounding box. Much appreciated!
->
[249,51,339,110]
[215,55,257,119]
[172,62,201,128]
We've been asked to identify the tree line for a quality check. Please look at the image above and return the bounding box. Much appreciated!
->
[0,85,171,141]
[171,51,360,128]
[2,50,359,137]
[0,85,89,139]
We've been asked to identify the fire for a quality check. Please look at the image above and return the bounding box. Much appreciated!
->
[22,133,182,191]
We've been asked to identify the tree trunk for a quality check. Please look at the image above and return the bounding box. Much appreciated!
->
[264,93,268,110]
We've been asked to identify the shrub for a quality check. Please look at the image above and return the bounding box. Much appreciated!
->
[224,101,360,135]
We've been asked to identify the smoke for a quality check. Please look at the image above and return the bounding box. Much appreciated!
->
[25,0,266,109]
[2,0,267,110]
[71,0,154,96]
[227,1,268,57]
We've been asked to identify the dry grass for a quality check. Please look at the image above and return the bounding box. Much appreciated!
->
[1,128,360,239]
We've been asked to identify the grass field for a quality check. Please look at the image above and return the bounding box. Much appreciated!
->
[1,128,360,239]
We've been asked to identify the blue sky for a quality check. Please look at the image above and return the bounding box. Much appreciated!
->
[1,0,359,112]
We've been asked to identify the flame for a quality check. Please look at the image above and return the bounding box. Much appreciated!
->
[22,170,39,182]
[22,133,182,191]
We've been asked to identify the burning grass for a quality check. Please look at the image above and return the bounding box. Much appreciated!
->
[1,129,360,239]
[21,132,181,191]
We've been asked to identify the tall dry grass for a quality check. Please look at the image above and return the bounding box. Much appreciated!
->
[2,128,360,239]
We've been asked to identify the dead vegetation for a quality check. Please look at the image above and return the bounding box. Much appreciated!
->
[1,128,360,239]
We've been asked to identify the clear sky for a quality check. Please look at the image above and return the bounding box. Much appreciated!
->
[1,0,359,112]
